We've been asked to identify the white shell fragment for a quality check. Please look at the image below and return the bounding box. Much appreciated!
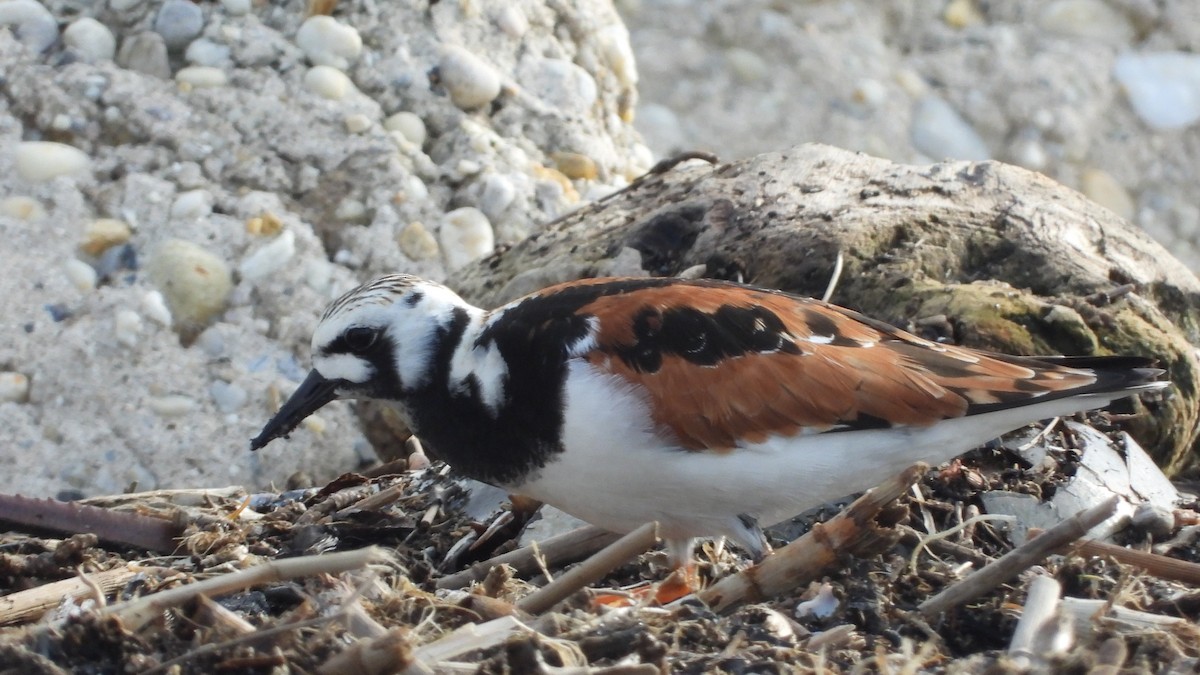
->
[238,230,296,281]
[15,142,91,183]
[176,66,228,89]
[0,371,31,403]
[296,15,362,70]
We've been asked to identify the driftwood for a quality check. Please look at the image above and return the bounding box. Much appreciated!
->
[442,144,1199,471]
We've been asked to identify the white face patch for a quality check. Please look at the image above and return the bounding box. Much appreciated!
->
[449,314,508,415]
[314,353,375,384]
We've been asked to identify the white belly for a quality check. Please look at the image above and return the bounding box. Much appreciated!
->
[510,360,1125,546]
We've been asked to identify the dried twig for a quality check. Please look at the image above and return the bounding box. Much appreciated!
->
[0,564,169,626]
[918,496,1119,617]
[1065,535,1200,585]
[517,522,660,615]
[437,525,621,589]
[334,483,409,519]
[0,493,182,552]
[698,463,926,614]
[1008,575,1063,669]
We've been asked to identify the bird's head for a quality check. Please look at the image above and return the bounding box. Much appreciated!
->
[250,274,472,451]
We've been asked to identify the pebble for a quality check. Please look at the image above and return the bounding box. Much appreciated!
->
[146,239,233,328]
[597,24,638,89]
[176,66,228,89]
[383,111,426,146]
[141,290,173,327]
[334,197,366,221]
[525,58,598,111]
[0,196,45,220]
[1038,0,1133,43]
[63,17,117,62]
[1008,135,1048,171]
[910,96,991,161]
[552,152,599,180]
[437,46,502,109]
[148,394,197,417]
[305,65,353,100]
[1080,168,1135,220]
[117,32,171,79]
[852,79,888,107]
[15,142,91,183]
[209,380,248,413]
[439,207,494,270]
[246,212,284,236]
[296,15,362,70]
[1113,52,1200,131]
[397,221,440,261]
[0,0,57,53]
[343,113,372,133]
[185,38,232,68]
[220,0,251,16]
[0,372,31,404]
[494,5,528,37]
[238,230,295,281]
[170,189,214,219]
[1131,502,1176,537]
[64,258,98,291]
[154,0,205,51]
[726,48,769,83]
[943,0,984,28]
[479,173,516,220]
[114,309,143,347]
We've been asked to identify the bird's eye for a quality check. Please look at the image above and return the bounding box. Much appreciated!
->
[343,326,378,353]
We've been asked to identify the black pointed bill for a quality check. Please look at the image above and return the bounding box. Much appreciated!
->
[250,370,340,451]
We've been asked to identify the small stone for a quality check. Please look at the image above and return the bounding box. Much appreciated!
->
[154,0,205,51]
[239,230,295,281]
[81,218,132,256]
[437,46,502,109]
[146,239,233,328]
[64,259,98,291]
[1009,136,1048,171]
[15,142,91,183]
[170,190,213,220]
[1039,0,1133,43]
[1080,168,1135,220]
[117,32,171,79]
[943,0,984,28]
[114,309,143,347]
[597,24,637,89]
[334,198,366,221]
[893,68,928,97]
[148,394,197,417]
[552,152,598,180]
[383,111,426,146]
[220,0,251,16]
[439,207,494,270]
[0,372,31,403]
[1114,52,1200,131]
[0,0,57,53]
[141,290,173,327]
[176,66,228,89]
[343,113,372,133]
[852,79,888,107]
[726,48,769,83]
[245,212,284,236]
[0,196,45,221]
[479,173,516,221]
[109,0,143,10]
[524,58,598,111]
[1132,502,1176,537]
[305,65,353,100]
[63,17,117,62]
[494,5,528,37]
[210,380,248,413]
[185,38,232,68]
[910,96,990,161]
[296,15,362,70]
[398,221,439,261]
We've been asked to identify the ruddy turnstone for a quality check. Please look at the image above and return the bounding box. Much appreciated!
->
[251,275,1167,566]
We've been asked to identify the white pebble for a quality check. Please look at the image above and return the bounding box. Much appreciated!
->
[64,258,98,291]
[0,0,57,53]
[726,48,768,83]
[0,196,45,220]
[109,0,143,10]
[334,198,366,221]
[852,79,888,107]
[141,291,173,327]
[383,111,426,146]
[185,38,232,68]
[439,207,494,270]
[146,239,233,327]
[220,0,251,15]
[305,65,353,100]
[597,24,637,88]
[238,230,295,280]
[524,58,597,111]
[114,309,143,347]
[63,17,116,61]
[0,372,31,403]
[1039,0,1133,43]
[480,173,516,220]
[209,380,247,413]
[176,66,228,89]
[343,113,372,133]
[296,15,362,70]
[495,5,528,37]
[154,0,204,50]
[398,221,439,261]
[910,96,991,161]
[438,46,502,109]
[1114,52,1200,131]
[15,142,91,183]
[170,189,214,219]
[148,394,197,417]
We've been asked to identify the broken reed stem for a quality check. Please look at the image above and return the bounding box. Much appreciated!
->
[918,496,1119,618]
[1007,575,1062,668]
[436,525,621,589]
[0,565,169,626]
[697,463,927,614]
[1066,535,1200,586]
[99,546,388,630]
[516,522,660,615]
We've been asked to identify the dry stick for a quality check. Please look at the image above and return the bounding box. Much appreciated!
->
[436,525,621,589]
[698,463,927,614]
[1065,534,1200,586]
[516,522,660,615]
[99,546,388,630]
[918,496,1119,618]
[1007,575,1063,669]
[0,565,169,626]
[334,483,409,519]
